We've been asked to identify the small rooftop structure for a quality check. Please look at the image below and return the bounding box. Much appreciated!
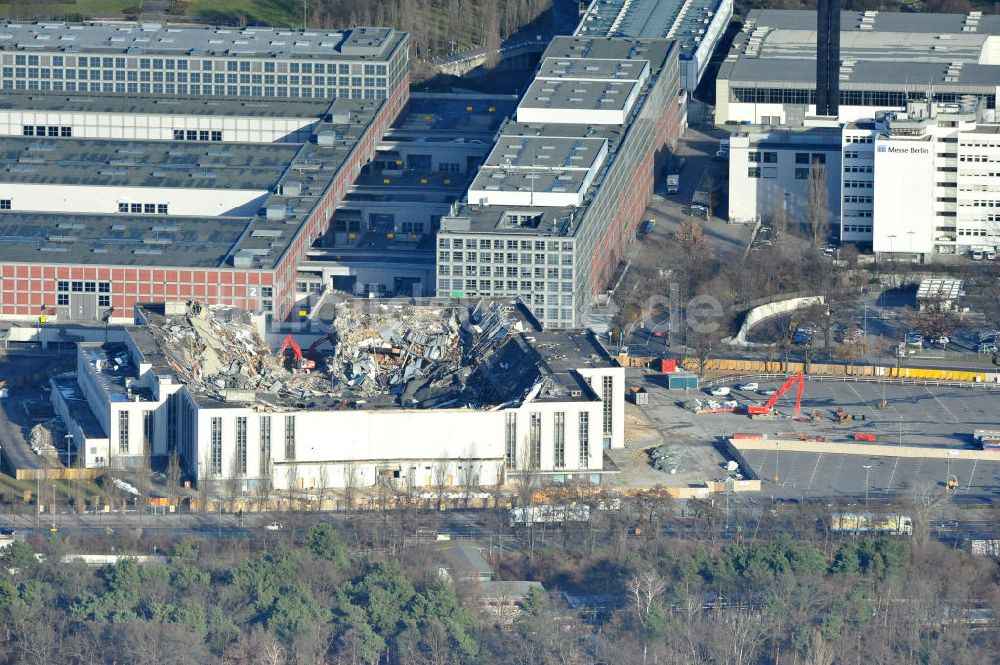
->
[916,278,963,310]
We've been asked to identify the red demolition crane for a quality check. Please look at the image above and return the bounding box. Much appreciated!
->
[279,334,316,371]
[747,371,804,417]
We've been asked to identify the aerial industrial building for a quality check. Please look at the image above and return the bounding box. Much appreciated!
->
[716,10,1000,126]
[577,0,733,91]
[53,300,625,489]
[436,35,684,329]
[0,22,409,324]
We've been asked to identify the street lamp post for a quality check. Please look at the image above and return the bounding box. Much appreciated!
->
[64,433,73,468]
[862,465,872,511]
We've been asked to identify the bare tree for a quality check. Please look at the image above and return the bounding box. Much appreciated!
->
[255,462,274,512]
[807,162,830,248]
[225,455,244,512]
[904,296,960,345]
[770,189,789,241]
[433,457,451,511]
[316,464,331,511]
[284,462,299,510]
[459,460,481,508]
[166,449,182,503]
[342,461,360,512]
[626,568,667,631]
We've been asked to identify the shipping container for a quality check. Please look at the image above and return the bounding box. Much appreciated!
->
[667,372,698,390]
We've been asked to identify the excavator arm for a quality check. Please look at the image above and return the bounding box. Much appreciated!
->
[748,371,804,417]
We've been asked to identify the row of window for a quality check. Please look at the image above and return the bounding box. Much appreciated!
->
[7,54,386,76]
[843,151,870,159]
[844,164,873,173]
[209,414,294,476]
[173,130,223,142]
[22,125,71,137]
[439,238,573,251]
[747,167,777,179]
[958,228,990,237]
[2,80,389,100]
[960,155,999,163]
[732,88,994,109]
[747,151,777,163]
[437,279,572,294]
[117,203,169,215]
[843,224,872,234]
[844,180,872,189]
[0,199,9,210]
[795,152,827,164]
[960,141,1000,149]
[844,195,873,204]
[960,200,1000,207]
[503,410,591,471]
[845,136,875,144]
[439,251,573,266]
[844,210,873,218]
[4,67,384,88]
[439,266,573,279]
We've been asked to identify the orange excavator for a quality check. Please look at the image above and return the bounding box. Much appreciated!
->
[279,334,316,371]
[747,371,804,417]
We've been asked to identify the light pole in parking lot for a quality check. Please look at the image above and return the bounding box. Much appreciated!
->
[862,465,872,511]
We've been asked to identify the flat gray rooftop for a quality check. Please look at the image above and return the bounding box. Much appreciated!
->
[0,22,403,60]
[535,56,648,81]
[576,0,730,56]
[0,97,384,270]
[519,78,639,113]
[0,211,251,267]
[0,137,299,189]
[721,9,1000,90]
[483,135,608,170]
[0,92,329,118]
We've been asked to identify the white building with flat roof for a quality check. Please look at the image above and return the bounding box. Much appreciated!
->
[717,10,1000,127]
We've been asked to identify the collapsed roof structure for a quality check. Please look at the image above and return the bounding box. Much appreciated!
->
[133,298,609,412]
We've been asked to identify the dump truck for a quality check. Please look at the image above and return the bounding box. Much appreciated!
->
[509,504,590,527]
[831,513,912,536]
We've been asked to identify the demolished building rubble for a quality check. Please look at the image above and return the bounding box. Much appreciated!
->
[139,299,541,411]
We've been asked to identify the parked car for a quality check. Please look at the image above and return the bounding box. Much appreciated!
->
[707,386,731,397]
[265,522,284,531]
[932,336,950,346]
[904,332,924,346]
[652,330,667,337]
[758,388,778,396]
[736,382,759,391]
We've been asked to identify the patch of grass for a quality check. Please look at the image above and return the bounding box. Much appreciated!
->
[177,0,300,27]
[0,0,140,19]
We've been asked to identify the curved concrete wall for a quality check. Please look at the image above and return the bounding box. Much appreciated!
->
[727,295,825,346]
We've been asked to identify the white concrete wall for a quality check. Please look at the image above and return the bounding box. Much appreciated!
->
[0,183,268,217]
[0,110,315,143]
[720,102,900,127]
[728,133,842,225]
[515,106,626,126]
[466,186,584,208]
[872,138,936,255]
[183,366,625,488]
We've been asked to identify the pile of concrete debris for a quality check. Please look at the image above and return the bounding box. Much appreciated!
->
[145,302,324,403]
[322,300,528,408]
[146,299,531,409]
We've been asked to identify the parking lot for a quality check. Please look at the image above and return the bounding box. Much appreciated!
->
[629,370,1000,496]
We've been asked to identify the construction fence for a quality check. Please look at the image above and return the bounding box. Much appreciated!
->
[615,356,995,384]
